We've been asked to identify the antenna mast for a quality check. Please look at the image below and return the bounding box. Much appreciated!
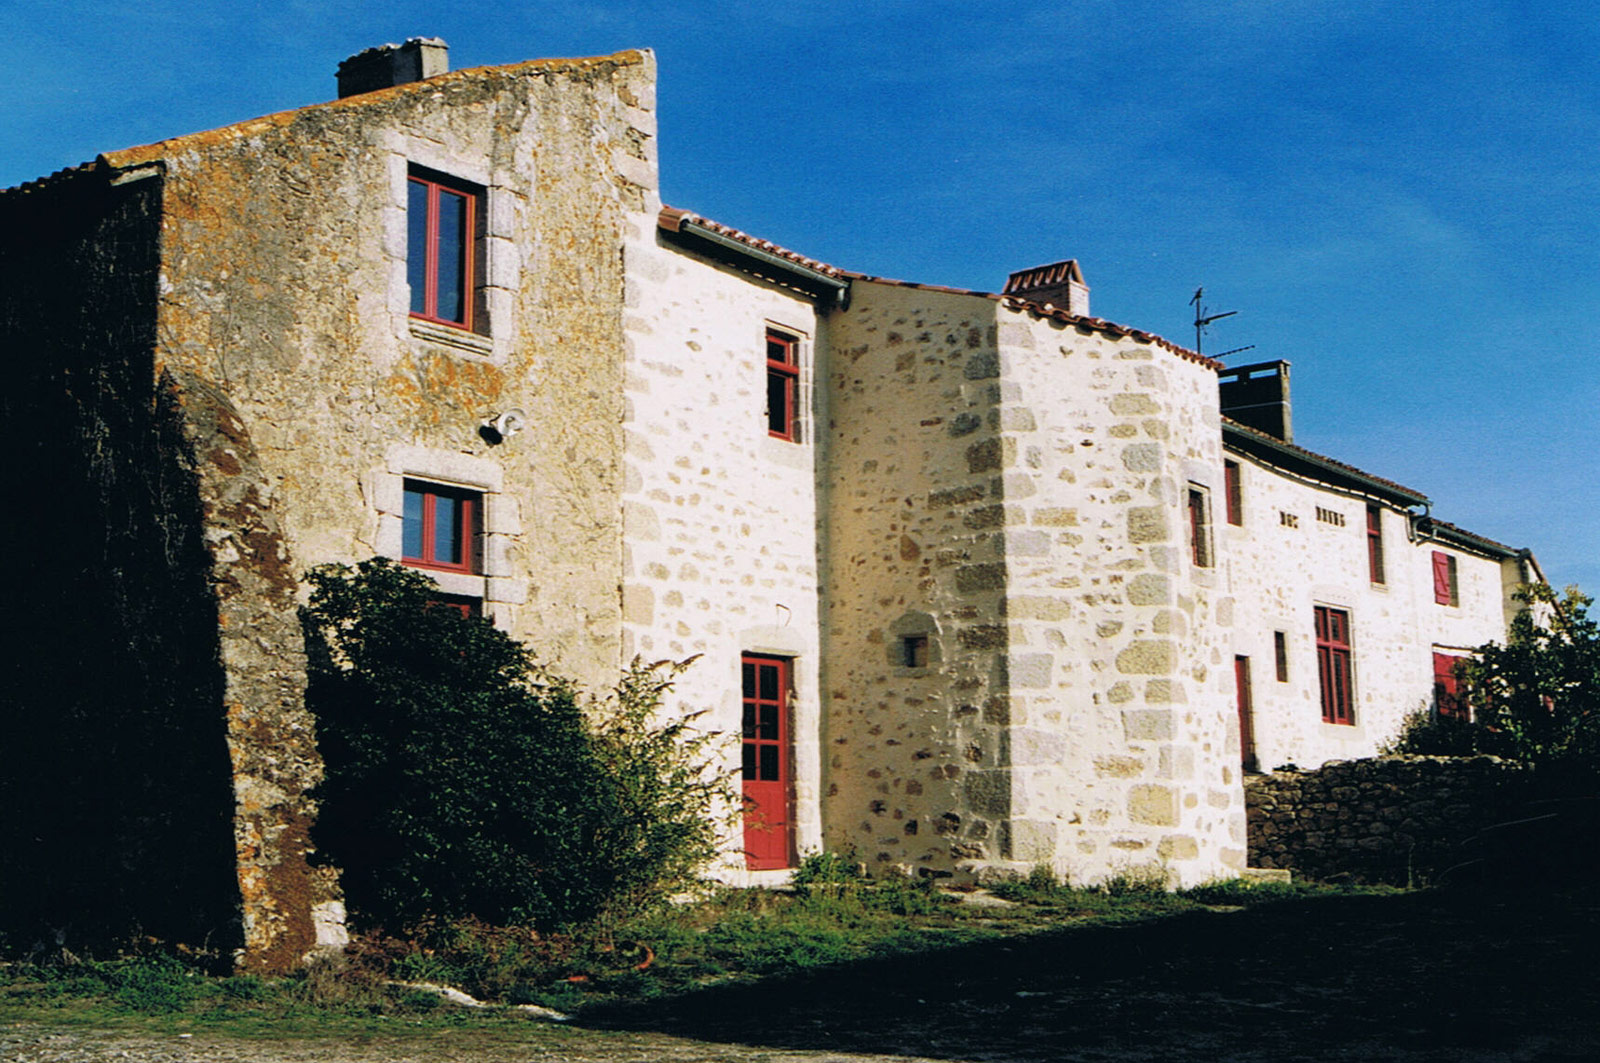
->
[1190,287,1252,358]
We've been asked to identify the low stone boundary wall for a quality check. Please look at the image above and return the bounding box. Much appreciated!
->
[1246,756,1529,885]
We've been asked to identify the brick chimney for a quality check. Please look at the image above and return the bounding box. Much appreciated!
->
[337,38,449,99]
[1003,259,1090,318]
[1219,360,1293,442]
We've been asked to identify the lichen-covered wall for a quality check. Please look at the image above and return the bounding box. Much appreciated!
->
[55,50,660,969]
[1223,456,1517,771]
[620,219,828,880]
[822,282,1244,886]
[110,51,657,686]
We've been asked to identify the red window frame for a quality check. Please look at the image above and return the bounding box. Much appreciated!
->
[741,653,794,870]
[766,330,799,441]
[1187,486,1212,567]
[1367,503,1385,585]
[402,480,480,574]
[1433,651,1469,721]
[427,594,482,620]
[408,171,476,330]
[1432,551,1458,606]
[1315,605,1354,725]
[1224,460,1242,526]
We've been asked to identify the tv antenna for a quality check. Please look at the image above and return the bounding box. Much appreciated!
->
[1190,287,1255,359]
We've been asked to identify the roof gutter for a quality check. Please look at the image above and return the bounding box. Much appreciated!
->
[1222,423,1429,508]
[661,215,850,309]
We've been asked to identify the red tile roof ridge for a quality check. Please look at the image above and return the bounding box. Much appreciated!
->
[1000,296,1221,371]
[658,206,846,278]
[93,50,650,173]
[1221,415,1428,501]
[1,159,101,198]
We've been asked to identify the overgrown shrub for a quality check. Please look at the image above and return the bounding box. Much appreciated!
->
[587,657,732,926]
[1388,582,1600,790]
[302,560,727,933]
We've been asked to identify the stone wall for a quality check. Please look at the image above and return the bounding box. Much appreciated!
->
[1224,450,1520,771]
[1246,756,1529,884]
[619,216,828,881]
[2,50,660,970]
[822,281,1244,886]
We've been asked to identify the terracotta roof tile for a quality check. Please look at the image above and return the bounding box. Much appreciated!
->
[658,206,847,279]
[1001,296,1220,370]
[1424,517,1522,559]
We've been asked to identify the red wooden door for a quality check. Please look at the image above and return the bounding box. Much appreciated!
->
[741,654,793,870]
[1234,655,1257,772]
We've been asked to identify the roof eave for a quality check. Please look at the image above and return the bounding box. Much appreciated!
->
[660,214,850,308]
[1222,422,1429,507]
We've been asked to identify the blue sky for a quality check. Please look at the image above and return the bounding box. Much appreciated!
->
[6,0,1596,591]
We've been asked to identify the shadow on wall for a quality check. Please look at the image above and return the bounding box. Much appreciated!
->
[0,171,242,957]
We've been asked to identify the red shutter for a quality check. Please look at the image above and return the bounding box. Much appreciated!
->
[1433,652,1467,720]
[1432,551,1452,604]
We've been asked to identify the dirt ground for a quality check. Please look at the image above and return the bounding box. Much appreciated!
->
[5,886,1598,1062]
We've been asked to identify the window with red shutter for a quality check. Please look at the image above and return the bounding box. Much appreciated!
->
[1367,504,1385,584]
[1433,651,1469,720]
[1315,605,1354,725]
[1187,485,1213,568]
[1432,550,1458,606]
[1224,460,1242,526]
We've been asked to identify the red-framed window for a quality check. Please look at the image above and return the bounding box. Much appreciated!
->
[1432,651,1469,720]
[1224,460,1243,526]
[766,330,800,441]
[1367,503,1385,585]
[741,653,794,870]
[1315,605,1354,725]
[1187,485,1212,567]
[408,171,476,329]
[1432,551,1459,606]
[402,480,480,573]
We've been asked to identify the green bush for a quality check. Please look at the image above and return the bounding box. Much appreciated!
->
[1388,583,1600,790]
[302,560,728,933]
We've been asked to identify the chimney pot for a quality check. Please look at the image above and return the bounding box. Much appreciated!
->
[337,37,449,99]
[1003,259,1090,318]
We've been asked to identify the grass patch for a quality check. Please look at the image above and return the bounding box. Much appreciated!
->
[0,873,1389,1034]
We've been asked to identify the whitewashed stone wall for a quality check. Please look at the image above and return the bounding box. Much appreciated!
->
[1223,458,1518,771]
[621,215,827,882]
[823,281,1244,887]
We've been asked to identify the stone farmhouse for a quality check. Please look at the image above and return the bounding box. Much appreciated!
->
[0,41,1541,971]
